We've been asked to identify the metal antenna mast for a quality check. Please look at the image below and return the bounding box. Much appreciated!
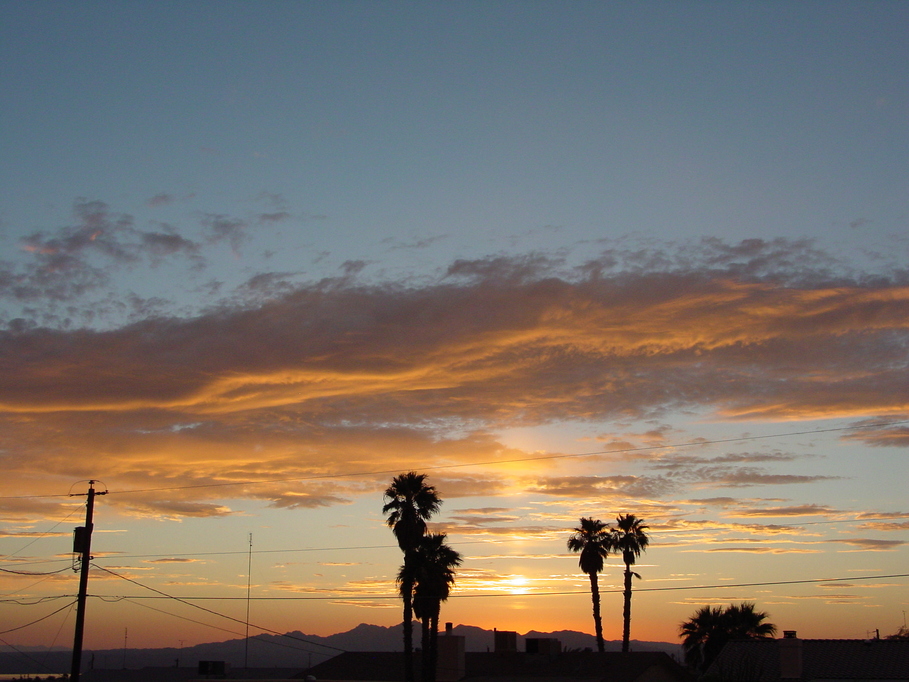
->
[70,480,107,682]
[244,532,253,668]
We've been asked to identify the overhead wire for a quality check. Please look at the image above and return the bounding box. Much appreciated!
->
[121,597,346,657]
[86,571,909,601]
[0,599,77,636]
[0,635,61,676]
[91,563,346,652]
[0,502,85,560]
[1,572,73,601]
[48,599,76,650]
[0,595,74,605]
[0,565,73,576]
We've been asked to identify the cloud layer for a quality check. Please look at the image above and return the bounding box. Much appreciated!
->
[1,224,908,530]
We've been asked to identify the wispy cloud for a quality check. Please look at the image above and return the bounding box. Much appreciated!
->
[828,538,906,551]
[729,505,838,517]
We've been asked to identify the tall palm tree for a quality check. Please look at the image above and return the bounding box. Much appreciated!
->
[412,533,462,682]
[567,517,612,653]
[383,472,442,682]
[612,513,649,653]
[679,602,776,673]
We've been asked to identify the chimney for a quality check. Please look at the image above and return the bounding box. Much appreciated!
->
[779,632,802,680]
[446,622,453,635]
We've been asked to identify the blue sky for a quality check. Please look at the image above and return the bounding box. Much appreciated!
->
[1,1,908,653]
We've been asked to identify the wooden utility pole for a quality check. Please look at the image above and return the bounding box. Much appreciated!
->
[71,480,107,681]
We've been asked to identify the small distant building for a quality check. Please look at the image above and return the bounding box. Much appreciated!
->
[705,631,909,681]
[495,631,519,654]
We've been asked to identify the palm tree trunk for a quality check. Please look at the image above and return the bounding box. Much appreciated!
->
[589,572,604,653]
[421,610,431,682]
[429,601,440,682]
[403,578,414,682]
[622,566,632,653]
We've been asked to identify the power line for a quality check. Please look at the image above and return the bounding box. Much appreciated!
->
[121,597,345,657]
[0,565,73,576]
[0,635,62,675]
[0,503,86,560]
[85,571,909,602]
[0,600,77,636]
[1,572,74,601]
[2,419,906,501]
[92,563,346,652]
[0,595,74,605]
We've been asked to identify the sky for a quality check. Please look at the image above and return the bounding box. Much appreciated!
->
[1,0,909,657]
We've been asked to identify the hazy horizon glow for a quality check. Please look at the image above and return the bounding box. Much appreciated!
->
[1,1,907,654]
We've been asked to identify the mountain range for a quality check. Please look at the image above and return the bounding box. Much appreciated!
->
[0,623,682,675]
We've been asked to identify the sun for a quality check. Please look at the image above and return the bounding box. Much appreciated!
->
[506,575,529,595]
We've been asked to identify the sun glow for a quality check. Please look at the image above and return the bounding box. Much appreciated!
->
[506,575,529,595]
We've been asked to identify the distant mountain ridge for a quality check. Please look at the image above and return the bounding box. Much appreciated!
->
[0,623,682,675]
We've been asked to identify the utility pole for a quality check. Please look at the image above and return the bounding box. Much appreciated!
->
[71,480,107,682]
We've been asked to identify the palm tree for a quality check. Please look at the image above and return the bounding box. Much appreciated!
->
[679,602,776,673]
[679,605,724,672]
[724,602,777,640]
[612,513,649,652]
[412,533,462,682]
[383,472,442,682]
[567,517,612,652]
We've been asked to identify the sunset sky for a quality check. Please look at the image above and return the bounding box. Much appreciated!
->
[2,1,908,657]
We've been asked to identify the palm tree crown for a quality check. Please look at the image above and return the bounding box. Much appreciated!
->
[413,533,462,607]
[679,605,724,672]
[613,513,649,569]
[679,602,776,673]
[567,517,612,653]
[383,472,442,552]
[568,517,612,575]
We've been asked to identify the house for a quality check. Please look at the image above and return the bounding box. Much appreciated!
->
[704,631,909,681]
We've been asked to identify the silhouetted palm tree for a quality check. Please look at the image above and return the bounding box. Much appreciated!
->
[567,517,612,652]
[678,605,724,672]
[724,602,777,640]
[612,514,649,652]
[412,533,462,682]
[679,602,776,673]
[383,472,442,682]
